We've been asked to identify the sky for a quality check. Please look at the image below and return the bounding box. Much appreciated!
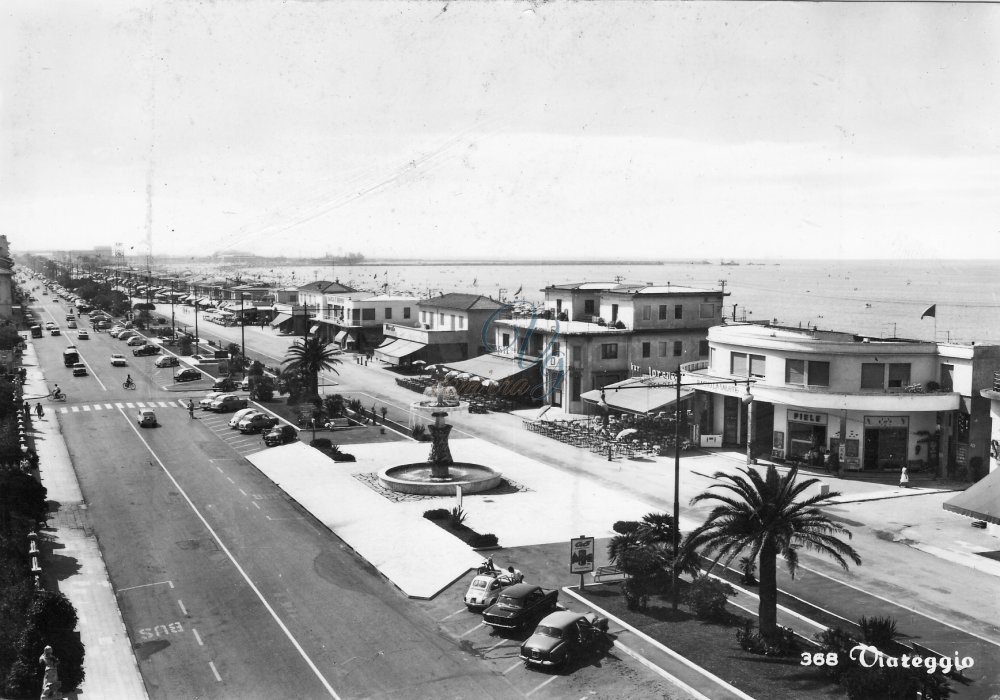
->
[2,1,999,260]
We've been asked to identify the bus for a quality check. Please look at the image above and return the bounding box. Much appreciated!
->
[63,348,80,367]
[30,325,42,338]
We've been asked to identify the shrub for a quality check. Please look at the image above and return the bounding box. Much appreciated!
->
[471,533,499,548]
[736,621,800,657]
[814,627,856,681]
[309,438,332,450]
[857,615,902,648]
[620,576,649,611]
[684,576,736,621]
[423,509,450,521]
[449,506,467,528]
[331,452,355,463]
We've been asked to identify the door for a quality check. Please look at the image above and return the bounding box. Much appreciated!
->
[863,429,879,470]
[723,396,739,444]
[611,304,619,323]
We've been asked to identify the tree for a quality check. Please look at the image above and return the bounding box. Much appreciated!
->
[684,466,861,641]
[281,337,342,399]
[607,513,700,609]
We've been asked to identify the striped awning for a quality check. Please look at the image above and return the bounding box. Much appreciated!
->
[581,377,694,415]
[374,339,426,365]
[270,313,292,328]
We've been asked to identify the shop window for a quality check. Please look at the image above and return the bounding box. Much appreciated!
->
[352,308,361,321]
[749,354,766,378]
[731,352,748,376]
[659,341,668,357]
[642,342,650,358]
[673,341,683,357]
[571,345,582,367]
[700,303,714,319]
[699,340,709,357]
[362,308,376,321]
[887,363,910,388]
[601,343,618,360]
[675,304,683,320]
[808,361,830,387]
[659,305,667,320]
[502,333,510,347]
[785,359,806,385]
[861,363,884,389]
[552,341,560,357]
[571,374,581,401]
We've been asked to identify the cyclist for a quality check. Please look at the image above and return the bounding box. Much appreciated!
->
[51,385,63,400]
[123,374,135,389]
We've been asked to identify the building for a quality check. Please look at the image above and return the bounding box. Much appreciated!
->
[943,373,1000,533]
[316,292,419,351]
[292,280,359,338]
[0,236,13,324]
[491,282,728,413]
[375,293,505,366]
[681,323,1000,475]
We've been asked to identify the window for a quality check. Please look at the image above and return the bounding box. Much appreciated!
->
[673,341,683,357]
[861,363,884,389]
[440,313,445,323]
[552,341,560,357]
[403,307,411,319]
[888,363,911,388]
[659,341,668,357]
[674,304,683,320]
[571,374,581,401]
[601,343,618,359]
[352,309,361,321]
[940,363,954,391]
[584,299,595,315]
[450,314,456,329]
[809,361,830,387]
[730,352,748,376]
[361,308,376,321]
[384,308,392,320]
[502,333,510,347]
[459,316,465,329]
[749,354,765,378]
[642,305,651,321]
[700,303,715,319]
[420,311,426,323]
[786,359,805,385]
[556,299,562,314]
[699,340,709,357]
[642,342,650,358]
[659,305,667,320]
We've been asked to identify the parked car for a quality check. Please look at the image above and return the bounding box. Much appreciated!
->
[77,330,89,340]
[154,355,179,368]
[94,320,110,330]
[199,391,225,409]
[210,394,248,413]
[263,425,298,447]
[238,413,278,434]
[240,376,251,391]
[71,363,88,377]
[132,344,161,356]
[520,610,609,668]
[174,368,203,383]
[126,336,147,346]
[212,377,238,391]
[110,354,128,367]
[229,408,259,429]
[137,409,157,427]
[465,571,519,611]
[482,584,559,632]
[109,327,126,337]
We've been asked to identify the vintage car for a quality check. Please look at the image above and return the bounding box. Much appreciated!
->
[263,425,299,447]
[50,328,61,336]
[174,368,204,383]
[154,355,179,368]
[126,336,148,346]
[229,408,259,429]
[482,584,559,632]
[133,344,161,356]
[209,394,248,413]
[199,391,224,409]
[520,610,609,668]
[137,409,157,428]
[71,363,88,377]
[76,330,89,340]
[238,413,279,434]
[110,354,128,367]
[44,322,56,330]
[464,571,518,611]
[212,377,238,392]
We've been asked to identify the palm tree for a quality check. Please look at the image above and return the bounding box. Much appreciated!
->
[607,513,701,609]
[281,336,342,399]
[684,466,861,640]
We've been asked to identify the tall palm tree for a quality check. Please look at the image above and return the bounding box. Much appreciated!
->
[684,466,861,640]
[281,336,342,399]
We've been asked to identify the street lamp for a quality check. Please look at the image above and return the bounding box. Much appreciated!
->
[240,292,247,377]
[743,379,755,467]
[170,280,176,339]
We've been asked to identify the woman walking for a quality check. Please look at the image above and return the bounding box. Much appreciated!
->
[35,402,44,419]
[899,466,910,488]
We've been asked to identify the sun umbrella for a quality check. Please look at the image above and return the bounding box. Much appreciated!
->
[446,371,459,378]
[481,379,493,387]
[412,360,426,366]
[457,373,471,380]
[467,375,482,382]
[615,428,639,440]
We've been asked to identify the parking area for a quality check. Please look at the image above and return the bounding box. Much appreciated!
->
[195,408,274,458]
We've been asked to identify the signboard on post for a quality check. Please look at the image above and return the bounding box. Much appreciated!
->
[570,536,595,574]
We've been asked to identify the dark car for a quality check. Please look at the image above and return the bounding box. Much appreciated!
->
[212,377,238,391]
[520,610,609,668]
[263,425,298,447]
[173,368,203,383]
[132,344,161,356]
[482,584,559,632]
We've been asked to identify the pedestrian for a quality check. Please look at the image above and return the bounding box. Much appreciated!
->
[187,399,195,418]
[506,566,524,583]
[23,400,30,416]
[35,402,43,419]
[899,466,909,488]
[381,406,388,424]
[372,403,377,424]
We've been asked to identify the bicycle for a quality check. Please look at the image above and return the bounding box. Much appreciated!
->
[123,379,136,390]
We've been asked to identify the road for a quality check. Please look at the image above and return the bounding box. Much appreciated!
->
[30,293,685,700]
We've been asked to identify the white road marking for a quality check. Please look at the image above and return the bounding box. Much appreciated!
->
[71,406,79,412]
[192,628,204,646]
[502,660,522,675]
[115,407,342,699]
[178,600,188,616]
[125,402,135,408]
[226,477,234,484]
[215,466,224,473]
[251,501,260,510]
[208,661,222,682]
[92,404,103,410]
[239,489,247,496]
[117,580,175,593]
[104,403,113,409]
[485,639,508,653]
[82,406,91,411]
[59,408,68,414]
[459,623,483,638]
[526,675,559,696]
[158,401,169,407]
[115,402,124,408]
[439,608,468,622]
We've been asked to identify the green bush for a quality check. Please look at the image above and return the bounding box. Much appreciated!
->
[736,621,800,657]
[449,506,467,528]
[814,626,856,681]
[309,438,332,450]
[857,615,902,648]
[331,452,355,463]
[684,576,736,621]
[423,509,450,521]
[471,533,498,548]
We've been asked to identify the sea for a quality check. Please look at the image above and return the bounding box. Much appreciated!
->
[156,259,1000,345]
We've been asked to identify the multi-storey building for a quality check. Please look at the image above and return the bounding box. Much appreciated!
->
[944,373,1000,532]
[491,282,728,413]
[317,292,419,351]
[682,323,1000,476]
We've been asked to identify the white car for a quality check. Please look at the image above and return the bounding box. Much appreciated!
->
[126,336,147,346]
[229,408,259,429]
[199,391,225,409]
[154,355,179,368]
[464,571,519,611]
[110,354,128,367]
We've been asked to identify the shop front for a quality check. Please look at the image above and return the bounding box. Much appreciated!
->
[862,415,909,470]
[786,409,828,460]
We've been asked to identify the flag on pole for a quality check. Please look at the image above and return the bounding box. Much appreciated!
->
[513,285,522,298]
[920,304,936,319]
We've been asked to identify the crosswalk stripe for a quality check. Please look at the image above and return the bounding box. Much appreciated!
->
[157,401,169,407]
[92,404,102,411]
[125,403,135,408]
[82,406,91,412]
[114,403,124,409]
[104,403,113,409]
[59,408,68,414]
[136,402,146,408]
[71,406,79,412]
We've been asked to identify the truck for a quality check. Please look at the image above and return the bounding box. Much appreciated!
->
[482,584,559,632]
[63,347,80,367]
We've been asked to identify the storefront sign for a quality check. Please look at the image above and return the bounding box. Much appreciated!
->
[789,410,827,425]
[863,416,908,429]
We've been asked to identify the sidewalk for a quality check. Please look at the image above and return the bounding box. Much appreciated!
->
[22,341,147,700]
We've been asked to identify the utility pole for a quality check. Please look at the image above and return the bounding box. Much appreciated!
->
[240,293,246,377]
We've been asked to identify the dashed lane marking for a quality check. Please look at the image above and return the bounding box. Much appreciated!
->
[192,628,204,646]
[209,661,222,682]
[178,600,188,616]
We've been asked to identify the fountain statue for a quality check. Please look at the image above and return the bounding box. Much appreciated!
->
[379,410,501,495]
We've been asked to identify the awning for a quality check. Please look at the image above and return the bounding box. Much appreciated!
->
[270,313,292,328]
[944,469,1000,525]
[309,325,320,334]
[441,353,542,383]
[374,339,426,365]
[581,378,695,415]
[334,330,348,343]
[200,297,213,306]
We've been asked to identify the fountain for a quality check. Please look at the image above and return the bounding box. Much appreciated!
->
[379,411,502,495]
[409,382,467,429]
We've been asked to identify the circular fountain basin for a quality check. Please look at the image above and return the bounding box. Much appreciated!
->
[379,462,502,495]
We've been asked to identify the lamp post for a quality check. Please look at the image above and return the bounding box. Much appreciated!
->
[744,378,755,467]
[194,294,200,355]
[170,280,176,339]
[240,293,247,377]
[597,390,613,461]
